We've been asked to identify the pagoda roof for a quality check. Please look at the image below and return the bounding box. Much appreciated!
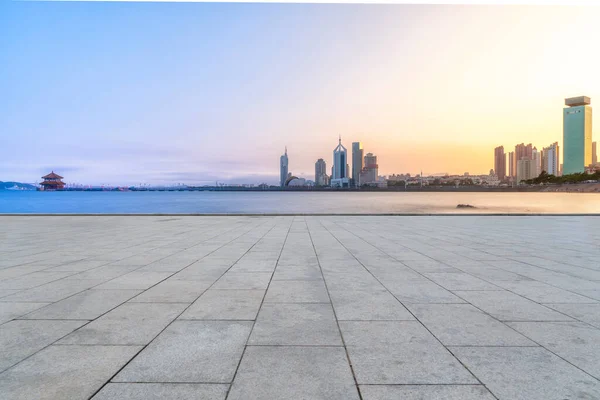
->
[40,180,64,186]
[42,171,63,179]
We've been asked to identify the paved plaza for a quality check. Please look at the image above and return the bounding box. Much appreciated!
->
[1,215,600,399]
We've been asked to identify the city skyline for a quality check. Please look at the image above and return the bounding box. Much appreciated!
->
[1,2,600,185]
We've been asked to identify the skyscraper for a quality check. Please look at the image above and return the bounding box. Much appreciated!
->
[331,136,349,187]
[494,146,506,180]
[593,141,598,165]
[517,158,534,183]
[563,96,592,174]
[508,151,515,178]
[315,158,328,186]
[351,142,363,187]
[542,142,560,176]
[279,147,288,187]
[532,147,541,178]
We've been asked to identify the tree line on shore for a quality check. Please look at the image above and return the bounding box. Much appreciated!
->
[522,171,600,185]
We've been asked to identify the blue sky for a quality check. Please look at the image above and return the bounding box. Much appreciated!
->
[1,2,599,185]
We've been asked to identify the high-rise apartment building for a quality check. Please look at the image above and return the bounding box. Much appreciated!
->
[279,147,288,187]
[331,136,349,187]
[517,158,534,183]
[508,152,515,178]
[494,146,506,180]
[532,147,541,178]
[593,141,598,165]
[351,142,363,187]
[315,158,328,186]
[563,96,592,174]
[542,142,560,176]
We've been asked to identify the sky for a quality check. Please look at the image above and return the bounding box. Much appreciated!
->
[1,2,599,186]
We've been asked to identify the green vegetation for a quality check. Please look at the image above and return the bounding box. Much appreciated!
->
[523,170,600,185]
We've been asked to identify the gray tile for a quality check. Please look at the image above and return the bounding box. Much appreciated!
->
[180,289,264,320]
[59,302,186,345]
[92,383,228,400]
[211,272,271,290]
[424,272,501,291]
[360,385,496,400]
[0,319,87,372]
[545,303,600,328]
[407,304,535,346]
[387,281,466,304]
[507,321,600,379]
[451,346,600,400]
[329,290,414,320]
[265,280,330,303]
[249,303,341,345]
[129,280,211,303]
[114,320,252,383]
[0,344,142,400]
[273,265,323,281]
[340,321,477,384]
[95,272,172,290]
[455,290,574,321]
[0,302,50,324]
[23,289,141,320]
[496,281,599,304]
[1,279,105,302]
[227,346,360,400]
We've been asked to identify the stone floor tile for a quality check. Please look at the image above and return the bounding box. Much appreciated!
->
[507,321,600,379]
[545,303,600,328]
[407,303,535,346]
[340,321,477,384]
[92,383,228,400]
[495,281,599,304]
[249,303,341,345]
[0,319,87,371]
[129,280,211,303]
[211,272,271,290]
[264,280,330,303]
[359,385,496,400]
[451,346,600,400]
[59,302,186,345]
[23,289,141,320]
[329,290,414,320]
[94,272,172,290]
[227,346,360,400]
[423,272,501,291]
[180,289,264,320]
[1,279,106,303]
[454,290,574,321]
[0,302,50,324]
[0,344,142,400]
[387,281,466,304]
[114,320,252,383]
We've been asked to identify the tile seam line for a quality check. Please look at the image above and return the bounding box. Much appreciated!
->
[224,216,294,400]
[84,217,279,400]
[335,219,600,384]
[2,213,600,216]
[320,218,499,400]
[308,217,365,400]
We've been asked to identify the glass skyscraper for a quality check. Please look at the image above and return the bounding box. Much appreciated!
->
[280,147,288,187]
[563,96,592,175]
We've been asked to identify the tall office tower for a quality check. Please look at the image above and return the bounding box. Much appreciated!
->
[508,152,515,178]
[351,142,364,187]
[331,136,349,187]
[542,142,560,176]
[315,158,327,186]
[494,146,506,180]
[279,147,288,187]
[359,153,379,185]
[515,143,533,163]
[563,96,592,174]
[593,141,598,165]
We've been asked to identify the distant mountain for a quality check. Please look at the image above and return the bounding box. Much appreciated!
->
[0,181,37,191]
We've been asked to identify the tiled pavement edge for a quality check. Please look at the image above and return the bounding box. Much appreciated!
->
[0,215,599,399]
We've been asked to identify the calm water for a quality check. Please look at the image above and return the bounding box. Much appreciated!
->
[1,191,599,214]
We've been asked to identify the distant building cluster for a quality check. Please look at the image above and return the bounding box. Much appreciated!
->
[494,96,598,184]
[279,136,386,188]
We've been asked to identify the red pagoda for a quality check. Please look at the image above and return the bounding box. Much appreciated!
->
[39,171,65,191]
